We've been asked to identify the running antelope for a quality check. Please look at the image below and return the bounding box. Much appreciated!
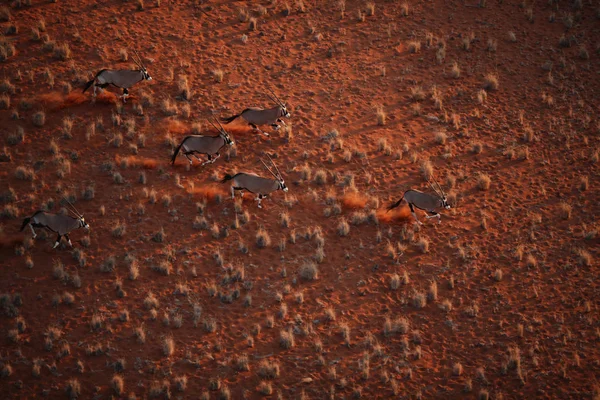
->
[388,178,450,225]
[171,117,234,166]
[220,88,290,136]
[20,200,89,248]
[220,156,288,208]
[83,49,152,103]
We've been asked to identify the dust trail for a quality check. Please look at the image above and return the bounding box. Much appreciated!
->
[376,206,411,223]
[341,192,369,210]
[115,155,160,169]
[189,185,228,203]
[164,119,257,137]
[37,91,116,111]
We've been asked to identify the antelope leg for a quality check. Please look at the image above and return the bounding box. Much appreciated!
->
[211,153,220,163]
[271,123,281,131]
[65,234,72,247]
[121,88,129,103]
[29,224,37,239]
[425,212,442,224]
[53,234,61,249]
[277,118,287,126]
[185,154,194,165]
[231,186,235,199]
[255,195,262,209]
[409,204,423,225]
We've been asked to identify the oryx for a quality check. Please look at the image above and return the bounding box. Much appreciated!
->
[220,88,291,136]
[220,155,288,208]
[171,117,235,166]
[20,199,90,248]
[387,177,450,225]
[83,49,152,103]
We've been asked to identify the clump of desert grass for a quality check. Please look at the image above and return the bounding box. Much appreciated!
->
[256,227,271,248]
[483,73,499,91]
[298,261,319,281]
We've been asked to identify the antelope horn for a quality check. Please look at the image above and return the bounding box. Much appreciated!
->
[63,197,82,218]
[267,154,282,179]
[264,92,278,105]
[267,87,284,107]
[260,159,279,180]
[427,179,442,197]
[212,116,227,133]
[432,176,445,197]
[207,118,219,132]
[132,49,144,68]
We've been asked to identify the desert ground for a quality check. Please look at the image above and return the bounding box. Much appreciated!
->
[0,0,599,399]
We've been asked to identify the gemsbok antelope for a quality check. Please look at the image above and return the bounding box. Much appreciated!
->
[388,178,451,225]
[83,49,152,103]
[220,156,288,208]
[20,200,90,249]
[171,117,235,166]
[220,88,291,136]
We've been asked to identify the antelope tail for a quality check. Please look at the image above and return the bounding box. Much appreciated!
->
[19,217,31,232]
[82,79,95,93]
[220,114,240,124]
[387,199,403,212]
[171,140,185,165]
[220,174,235,183]
[82,69,106,93]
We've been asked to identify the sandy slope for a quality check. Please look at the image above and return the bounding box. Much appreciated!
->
[0,0,599,398]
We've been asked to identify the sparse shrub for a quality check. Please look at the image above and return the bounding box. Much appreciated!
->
[407,40,421,53]
[174,375,187,392]
[144,292,159,309]
[400,2,409,16]
[153,227,165,242]
[450,61,460,78]
[112,221,126,237]
[299,261,319,281]
[383,317,410,336]
[280,328,295,349]
[112,375,124,396]
[32,111,45,127]
[14,166,35,181]
[559,202,572,219]
[483,73,499,91]
[579,176,588,191]
[163,336,175,357]
[376,106,386,125]
[256,227,271,248]
[477,173,491,190]
[249,17,257,31]
[65,379,81,399]
[417,237,429,253]
[151,261,172,276]
[493,269,503,282]
[434,132,447,145]
[53,43,71,60]
[338,218,350,236]
[412,291,427,309]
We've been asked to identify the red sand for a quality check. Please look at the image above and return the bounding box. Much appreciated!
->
[0,1,598,399]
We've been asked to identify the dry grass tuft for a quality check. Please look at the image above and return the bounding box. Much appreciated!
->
[376,106,386,125]
[299,261,319,281]
[163,336,175,356]
[477,173,491,191]
[337,218,350,236]
[280,328,295,349]
[483,73,499,91]
[256,227,271,248]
